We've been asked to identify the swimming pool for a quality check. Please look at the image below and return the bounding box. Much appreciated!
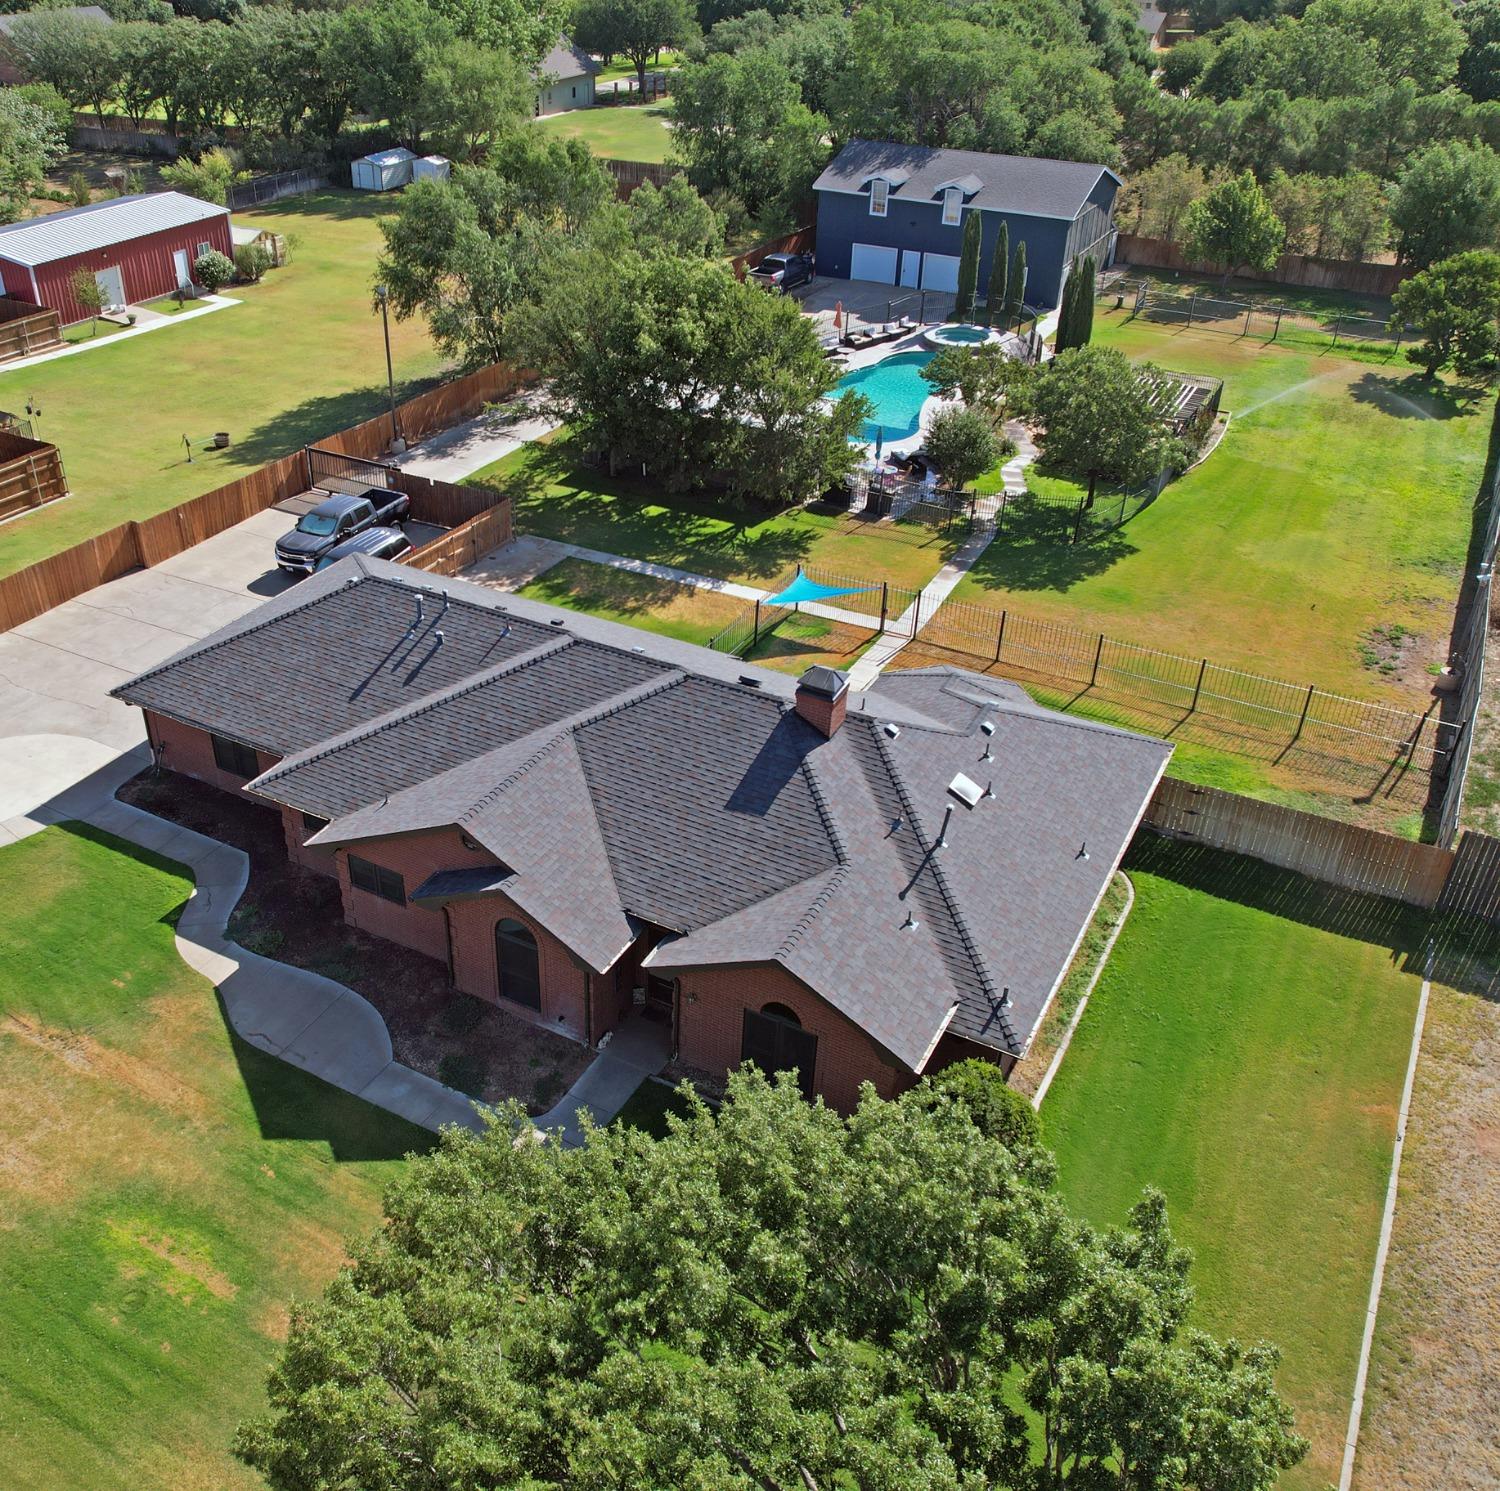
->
[833,350,935,442]
[925,323,1002,349]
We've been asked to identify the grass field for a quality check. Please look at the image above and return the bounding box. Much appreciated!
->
[954,307,1492,708]
[592,51,684,83]
[0,190,447,580]
[533,103,674,162]
[0,824,430,1489]
[1039,837,1426,1491]
[478,435,964,592]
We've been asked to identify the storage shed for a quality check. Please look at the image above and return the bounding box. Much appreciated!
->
[413,155,451,182]
[352,148,418,192]
[0,192,232,325]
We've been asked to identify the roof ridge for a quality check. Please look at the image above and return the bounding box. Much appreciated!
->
[865,720,1020,1053]
[774,865,850,960]
[460,670,686,824]
[251,633,574,789]
[793,712,851,865]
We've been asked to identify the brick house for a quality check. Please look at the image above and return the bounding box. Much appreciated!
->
[114,558,1171,1111]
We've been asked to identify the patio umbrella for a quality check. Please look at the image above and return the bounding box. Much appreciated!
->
[834,300,843,332]
[873,429,884,463]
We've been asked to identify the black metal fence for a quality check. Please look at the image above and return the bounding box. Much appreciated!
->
[1130,282,1411,352]
[228,169,330,209]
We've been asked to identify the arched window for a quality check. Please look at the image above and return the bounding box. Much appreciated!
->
[495,918,541,1010]
[741,1001,817,1099]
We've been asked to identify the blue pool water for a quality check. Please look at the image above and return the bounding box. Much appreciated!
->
[928,324,994,345]
[833,350,935,442]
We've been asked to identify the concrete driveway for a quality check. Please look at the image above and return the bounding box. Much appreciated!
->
[0,507,294,838]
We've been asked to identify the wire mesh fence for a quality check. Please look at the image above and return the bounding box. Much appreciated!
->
[1130,282,1410,353]
[708,558,1456,800]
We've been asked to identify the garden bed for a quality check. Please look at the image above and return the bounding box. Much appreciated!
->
[117,770,592,1114]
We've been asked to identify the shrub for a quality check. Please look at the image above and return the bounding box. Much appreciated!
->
[162,146,246,206]
[440,993,487,1034]
[66,170,89,207]
[193,249,234,293]
[438,1052,487,1097]
[240,928,286,958]
[926,1058,1040,1151]
[925,405,1002,489]
[234,242,272,283]
[17,82,72,145]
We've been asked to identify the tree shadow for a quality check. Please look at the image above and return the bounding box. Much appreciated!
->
[1348,371,1488,421]
[959,502,1138,595]
[1129,833,1500,1000]
[232,375,448,467]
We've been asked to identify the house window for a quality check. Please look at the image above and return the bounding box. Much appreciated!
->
[210,733,258,778]
[195,241,211,258]
[495,918,541,1010]
[348,854,405,905]
[741,1002,817,1099]
[869,178,889,217]
[571,85,577,99]
[942,187,962,227]
[301,811,328,835]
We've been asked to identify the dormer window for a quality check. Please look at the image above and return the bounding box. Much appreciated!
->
[942,187,962,226]
[869,177,889,217]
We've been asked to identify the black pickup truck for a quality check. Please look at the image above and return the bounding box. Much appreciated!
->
[274,487,411,576]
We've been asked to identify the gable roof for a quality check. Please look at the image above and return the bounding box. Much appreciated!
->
[0,192,228,268]
[814,140,1121,222]
[539,36,600,81]
[114,559,1170,1070]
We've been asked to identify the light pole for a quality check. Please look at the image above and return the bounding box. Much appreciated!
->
[373,284,403,451]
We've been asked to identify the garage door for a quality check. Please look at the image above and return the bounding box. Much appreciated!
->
[920,253,960,293]
[850,243,899,285]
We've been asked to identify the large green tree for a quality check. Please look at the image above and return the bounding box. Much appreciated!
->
[1391,249,1500,377]
[987,219,1009,328]
[1389,140,1500,267]
[237,1070,1306,1491]
[925,405,1000,489]
[420,39,532,162]
[572,0,695,91]
[1004,238,1027,325]
[1182,170,1285,286]
[1032,345,1182,506]
[0,85,65,224]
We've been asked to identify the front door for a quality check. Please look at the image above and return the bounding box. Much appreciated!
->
[643,974,675,1023]
[94,265,125,310]
[899,250,921,287]
[172,248,190,287]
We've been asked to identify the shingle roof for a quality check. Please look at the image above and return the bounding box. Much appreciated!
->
[114,560,1170,1068]
[0,191,228,268]
[813,141,1120,222]
[0,5,110,35]
[539,36,600,81]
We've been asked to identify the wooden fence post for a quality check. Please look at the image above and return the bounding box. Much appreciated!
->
[1186,294,1196,328]
[1272,305,1282,340]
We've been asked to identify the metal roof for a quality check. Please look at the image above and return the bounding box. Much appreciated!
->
[815,140,1120,222]
[0,192,229,268]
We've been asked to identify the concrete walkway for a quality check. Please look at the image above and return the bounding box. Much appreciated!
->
[534,1017,671,1147]
[8,739,486,1135]
[394,391,560,484]
[0,294,240,374]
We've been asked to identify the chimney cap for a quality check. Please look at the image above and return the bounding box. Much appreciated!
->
[796,664,849,700]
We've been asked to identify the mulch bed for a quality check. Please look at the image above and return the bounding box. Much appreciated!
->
[117,769,592,1115]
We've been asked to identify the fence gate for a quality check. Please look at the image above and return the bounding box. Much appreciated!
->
[305,445,396,496]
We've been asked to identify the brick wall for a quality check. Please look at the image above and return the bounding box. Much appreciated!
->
[145,711,280,795]
[675,963,911,1114]
[334,826,497,967]
[448,892,591,1045]
[279,802,337,878]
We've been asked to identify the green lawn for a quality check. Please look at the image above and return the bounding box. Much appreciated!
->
[0,824,431,1489]
[478,435,964,592]
[1039,837,1426,1491]
[592,51,684,83]
[954,307,1492,708]
[533,103,674,162]
[0,190,448,580]
[611,1077,699,1137]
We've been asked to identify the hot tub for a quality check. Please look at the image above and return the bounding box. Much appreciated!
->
[923,323,1003,349]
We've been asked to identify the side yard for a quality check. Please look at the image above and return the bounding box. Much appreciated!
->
[533,102,674,162]
[953,307,1491,709]
[0,190,448,579]
[1038,837,1427,1491]
[0,823,432,1491]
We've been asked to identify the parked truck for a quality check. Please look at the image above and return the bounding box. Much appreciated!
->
[274,487,411,577]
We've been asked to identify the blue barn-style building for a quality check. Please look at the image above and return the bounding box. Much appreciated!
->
[811,141,1120,311]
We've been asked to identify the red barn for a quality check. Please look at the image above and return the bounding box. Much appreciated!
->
[0,192,234,325]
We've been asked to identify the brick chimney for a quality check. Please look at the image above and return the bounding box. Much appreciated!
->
[794,665,849,738]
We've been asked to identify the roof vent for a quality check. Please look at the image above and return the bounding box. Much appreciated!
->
[883,722,900,739]
[947,772,984,810]
[549,618,566,628]
[980,719,995,736]
[739,674,763,688]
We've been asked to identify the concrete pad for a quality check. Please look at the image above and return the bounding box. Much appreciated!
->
[281,988,394,1086]
[75,570,265,638]
[0,734,124,826]
[15,602,205,673]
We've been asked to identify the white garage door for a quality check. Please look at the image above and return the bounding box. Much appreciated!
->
[920,253,961,293]
[850,242,899,285]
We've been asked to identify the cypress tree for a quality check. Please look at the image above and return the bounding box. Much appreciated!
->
[1057,258,1080,350]
[952,209,982,322]
[1003,239,1026,329]
[987,220,1009,329]
[1077,254,1096,345]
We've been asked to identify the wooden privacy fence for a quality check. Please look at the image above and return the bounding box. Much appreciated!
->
[404,501,512,576]
[0,364,527,631]
[0,430,67,523]
[730,225,816,281]
[1142,777,1453,908]
[603,158,680,199]
[1115,233,1409,298]
[0,296,61,362]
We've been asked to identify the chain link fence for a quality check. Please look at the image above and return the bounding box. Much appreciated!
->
[1129,282,1411,353]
